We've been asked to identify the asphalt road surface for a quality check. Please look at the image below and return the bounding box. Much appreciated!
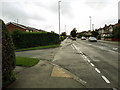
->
[15,39,119,89]
[53,38,119,88]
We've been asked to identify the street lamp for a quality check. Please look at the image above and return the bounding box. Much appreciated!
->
[58,1,61,35]
[89,16,91,31]
[92,24,94,31]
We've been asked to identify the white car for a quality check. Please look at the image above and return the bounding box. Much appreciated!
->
[81,37,86,40]
[88,37,97,42]
[72,37,76,41]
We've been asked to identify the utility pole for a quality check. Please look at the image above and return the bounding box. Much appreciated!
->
[89,16,91,31]
[92,24,94,31]
[58,1,61,35]
[17,19,18,24]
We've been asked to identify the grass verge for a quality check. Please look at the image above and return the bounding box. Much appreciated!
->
[16,57,39,67]
[16,44,60,52]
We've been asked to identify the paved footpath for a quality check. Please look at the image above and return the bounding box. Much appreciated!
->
[7,52,85,88]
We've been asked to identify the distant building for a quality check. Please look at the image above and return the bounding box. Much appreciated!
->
[97,24,114,37]
[6,22,45,33]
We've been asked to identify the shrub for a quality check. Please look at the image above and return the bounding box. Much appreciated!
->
[1,19,16,87]
[97,35,101,40]
[60,36,65,41]
[11,31,60,49]
[112,25,120,39]
[104,35,113,38]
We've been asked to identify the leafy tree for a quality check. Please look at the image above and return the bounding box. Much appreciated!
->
[70,28,77,37]
[112,25,120,39]
[1,19,16,87]
[61,32,66,37]
[91,31,99,37]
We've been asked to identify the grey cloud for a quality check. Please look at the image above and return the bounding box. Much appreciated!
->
[32,1,74,19]
[61,2,74,18]
[84,0,111,10]
[2,2,46,23]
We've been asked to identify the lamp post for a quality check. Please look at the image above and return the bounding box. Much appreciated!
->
[58,1,61,35]
[89,16,91,31]
[92,24,94,31]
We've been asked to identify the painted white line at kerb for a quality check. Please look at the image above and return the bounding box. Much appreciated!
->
[95,68,101,73]
[90,63,95,67]
[102,75,110,83]
[72,44,77,50]
[71,45,75,50]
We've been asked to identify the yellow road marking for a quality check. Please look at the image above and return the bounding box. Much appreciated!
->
[51,66,71,78]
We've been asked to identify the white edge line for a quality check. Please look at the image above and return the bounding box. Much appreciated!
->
[87,59,90,63]
[73,44,77,50]
[90,63,95,67]
[71,45,75,50]
[95,68,101,73]
[102,75,110,83]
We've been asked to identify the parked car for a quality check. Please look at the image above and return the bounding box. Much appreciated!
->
[72,37,76,41]
[81,37,86,40]
[88,37,97,42]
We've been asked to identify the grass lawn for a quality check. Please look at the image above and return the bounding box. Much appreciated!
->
[16,44,60,52]
[16,57,39,67]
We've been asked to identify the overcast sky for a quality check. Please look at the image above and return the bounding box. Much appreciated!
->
[0,0,119,34]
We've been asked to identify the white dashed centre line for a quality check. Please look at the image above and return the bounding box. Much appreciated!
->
[87,59,90,63]
[102,75,110,83]
[90,63,95,67]
[73,43,111,84]
[95,68,101,73]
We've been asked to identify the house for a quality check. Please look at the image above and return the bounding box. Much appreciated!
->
[6,22,45,33]
[87,30,92,35]
[97,24,114,37]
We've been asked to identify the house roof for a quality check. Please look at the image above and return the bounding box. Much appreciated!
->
[6,22,45,32]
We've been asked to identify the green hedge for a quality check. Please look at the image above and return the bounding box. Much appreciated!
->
[11,30,60,49]
[104,35,113,38]
[1,19,16,87]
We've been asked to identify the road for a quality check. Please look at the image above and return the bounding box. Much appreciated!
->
[15,38,119,88]
[52,38,119,88]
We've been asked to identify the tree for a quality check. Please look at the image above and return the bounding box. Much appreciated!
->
[112,25,120,39]
[61,32,66,37]
[91,31,99,37]
[70,28,77,37]
[1,19,16,87]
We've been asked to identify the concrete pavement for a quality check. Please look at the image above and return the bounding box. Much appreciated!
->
[7,47,85,88]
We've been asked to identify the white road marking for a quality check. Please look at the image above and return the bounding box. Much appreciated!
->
[87,59,90,63]
[95,68,101,73]
[73,44,78,50]
[88,44,92,45]
[78,51,82,54]
[71,45,75,50]
[84,56,87,59]
[90,63,95,67]
[87,43,120,54]
[102,75,110,83]
[113,48,118,50]
[112,88,117,90]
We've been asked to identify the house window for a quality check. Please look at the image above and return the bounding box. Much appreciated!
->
[26,30,29,32]
[30,30,32,32]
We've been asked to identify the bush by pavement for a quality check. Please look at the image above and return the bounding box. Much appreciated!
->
[1,19,16,88]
